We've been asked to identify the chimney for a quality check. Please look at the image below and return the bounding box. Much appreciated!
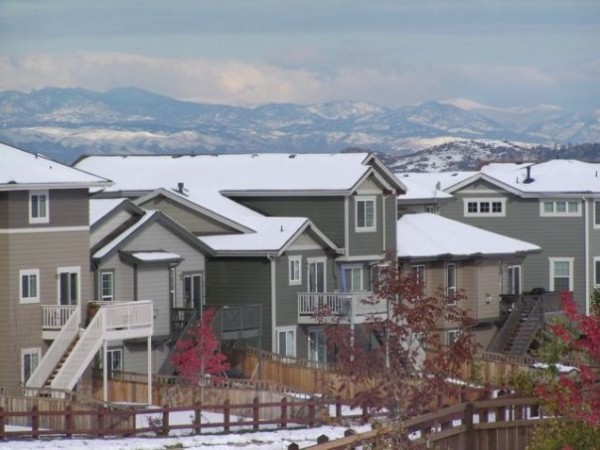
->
[523,166,534,184]
[177,182,185,193]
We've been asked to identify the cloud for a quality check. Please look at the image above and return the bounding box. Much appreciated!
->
[0,52,596,109]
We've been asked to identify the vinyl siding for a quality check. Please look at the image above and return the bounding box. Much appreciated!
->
[440,186,587,310]
[230,197,346,248]
[1,189,89,229]
[206,258,272,351]
[139,196,238,235]
[348,194,384,257]
[91,209,137,248]
[122,341,169,374]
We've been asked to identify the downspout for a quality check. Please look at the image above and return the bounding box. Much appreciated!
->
[344,197,350,258]
[584,197,590,315]
[267,253,277,352]
[133,263,138,301]
[382,194,386,252]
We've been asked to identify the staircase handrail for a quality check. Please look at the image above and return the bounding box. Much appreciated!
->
[25,304,81,391]
[157,309,199,375]
[508,298,545,354]
[487,294,536,352]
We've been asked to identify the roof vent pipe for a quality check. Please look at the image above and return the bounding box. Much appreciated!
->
[523,166,534,184]
[177,182,185,193]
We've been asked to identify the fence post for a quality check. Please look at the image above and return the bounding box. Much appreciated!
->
[308,400,316,427]
[97,408,105,438]
[31,405,40,439]
[0,406,4,440]
[65,404,73,438]
[253,397,259,431]
[335,398,342,420]
[223,399,230,433]
[464,402,474,450]
[194,401,202,435]
[280,398,288,428]
[162,404,169,437]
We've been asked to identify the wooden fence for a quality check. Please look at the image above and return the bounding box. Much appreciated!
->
[302,396,545,450]
[0,397,324,440]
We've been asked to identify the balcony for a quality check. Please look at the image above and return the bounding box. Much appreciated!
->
[42,305,78,340]
[297,291,388,324]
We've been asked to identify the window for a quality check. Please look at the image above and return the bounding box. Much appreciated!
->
[446,263,457,304]
[307,259,326,293]
[20,269,40,304]
[21,347,41,383]
[308,328,327,363]
[463,198,506,217]
[540,200,581,217]
[355,196,376,232]
[411,264,426,296]
[58,267,80,305]
[507,266,522,295]
[288,256,302,286]
[107,349,123,374]
[184,273,203,310]
[424,204,438,214]
[29,191,49,224]
[100,271,114,302]
[277,327,296,358]
[447,330,460,346]
[550,258,574,292]
[343,266,363,292]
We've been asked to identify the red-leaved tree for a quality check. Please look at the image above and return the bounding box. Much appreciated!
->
[534,292,600,427]
[171,308,230,381]
[315,255,478,424]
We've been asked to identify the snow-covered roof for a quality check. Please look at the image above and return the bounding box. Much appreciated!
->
[396,213,540,259]
[89,198,128,225]
[128,251,182,263]
[0,142,111,190]
[395,171,476,201]
[480,160,600,195]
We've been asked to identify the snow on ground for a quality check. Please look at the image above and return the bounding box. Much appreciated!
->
[1,406,371,450]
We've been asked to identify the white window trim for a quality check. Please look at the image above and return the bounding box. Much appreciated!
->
[446,262,457,305]
[57,266,81,305]
[549,257,574,291]
[594,257,600,287]
[288,256,302,286]
[344,265,364,292]
[19,269,40,304]
[307,257,327,292]
[106,348,123,372]
[100,270,114,302]
[355,196,377,233]
[447,329,461,345]
[594,201,600,229]
[539,199,582,217]
[29,190,49,224]
[507,265,522,295]
[463,198,506,217]
[276,326,297,358]
[21,347,41,383]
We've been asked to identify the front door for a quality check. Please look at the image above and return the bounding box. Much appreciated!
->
[309,329,327,363]
[58,267,80,305]
[184,273,203,311]
[308,260,326,293]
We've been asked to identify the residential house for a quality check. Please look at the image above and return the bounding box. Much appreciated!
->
[396,213,540,349]
[0,144,156,396]
[74,153,406,363]
[397,160,600,317]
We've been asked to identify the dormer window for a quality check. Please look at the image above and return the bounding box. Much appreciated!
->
[29,190,49,224]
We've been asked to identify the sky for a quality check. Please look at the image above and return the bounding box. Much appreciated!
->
[0,0,599,110]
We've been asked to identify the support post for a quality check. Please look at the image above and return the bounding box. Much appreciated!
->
[147,336,152,406]
[253,397,259,431]
[103,340,108,402]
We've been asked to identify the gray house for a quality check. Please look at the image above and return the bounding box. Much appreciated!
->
[0,144,155,398]
[75,153,406,363]
[397,160,600,316]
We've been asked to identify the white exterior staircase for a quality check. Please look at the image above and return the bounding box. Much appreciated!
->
[27,301,153,396]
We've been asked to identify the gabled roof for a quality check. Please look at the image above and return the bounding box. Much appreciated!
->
[93,210,214,262]
[396,213,540,260]
[90,198,144,229]
[395,171,477,201]
[0,142,111,190]
[199,217,342,257]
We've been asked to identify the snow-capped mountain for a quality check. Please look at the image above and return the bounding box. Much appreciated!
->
[0,87,598,164]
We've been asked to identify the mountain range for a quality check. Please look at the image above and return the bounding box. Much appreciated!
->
[0,87,599,168]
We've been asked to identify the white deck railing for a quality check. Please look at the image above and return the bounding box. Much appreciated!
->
[42,305,77,329]
[50,301,153,394]
[26,305,81,391]
[298,291,386,319]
